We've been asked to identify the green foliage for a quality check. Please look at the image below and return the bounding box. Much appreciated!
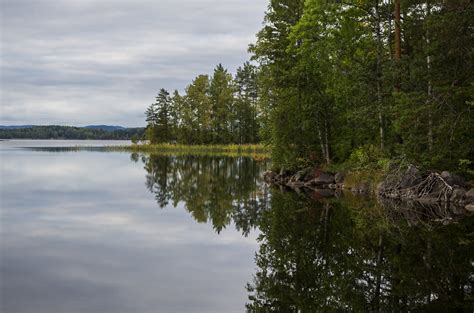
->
[140,0,473,173]
[140,154,269,234]
[347,144,388,171]
[458,159,474,180]
[247,189,474,311]
[249,0,473,172]
[145,88,173,144]
[144,64,260,145]
[130,134,140,144]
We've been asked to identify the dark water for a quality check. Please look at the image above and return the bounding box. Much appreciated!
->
[1,141,473,312]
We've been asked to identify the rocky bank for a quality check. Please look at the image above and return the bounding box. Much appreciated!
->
[263,165,474,213]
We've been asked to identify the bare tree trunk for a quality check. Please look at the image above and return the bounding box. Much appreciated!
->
[373,234,384,313]
[424,238,433,304]
[394,0,402,62]
[375,0,385,151]
[324,118,331,164]
[393,0,402,93]
[318,126,326,161]
[426,2,433,152]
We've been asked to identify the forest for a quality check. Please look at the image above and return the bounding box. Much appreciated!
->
[144,0,473,172]
[0,125,144,140]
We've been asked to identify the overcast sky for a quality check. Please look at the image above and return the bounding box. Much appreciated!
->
[0,0,268,127]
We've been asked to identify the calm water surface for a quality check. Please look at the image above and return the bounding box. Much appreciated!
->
[1,140,472,312]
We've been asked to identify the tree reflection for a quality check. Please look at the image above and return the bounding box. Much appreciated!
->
[136,153,473,311]
[137,153,269,235]
[246,190,474,312]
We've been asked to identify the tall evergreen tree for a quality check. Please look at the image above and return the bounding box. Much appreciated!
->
[209,64,234,144]
[249,0,306,167]
[186,75,212,144]
[235,62,259,143]
[146,88,172,143]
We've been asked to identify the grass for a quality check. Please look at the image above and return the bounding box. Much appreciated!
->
[103,143,270,159]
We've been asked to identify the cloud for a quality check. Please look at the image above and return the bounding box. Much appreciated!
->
[0,0,268,126]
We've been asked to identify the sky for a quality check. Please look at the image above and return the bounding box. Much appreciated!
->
[0,0,268,127]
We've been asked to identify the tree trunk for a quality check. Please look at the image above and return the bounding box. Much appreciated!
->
[394,0,402,93]
[426,2,433,152]
[324,116,331,164]
[317,126,327,162]
[375,0,385,150]
[373,234,384,313]
[394,0,402,62]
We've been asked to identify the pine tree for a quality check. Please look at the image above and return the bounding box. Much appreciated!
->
[209,64,234,144]
[146,88,172,144]
[235,62,259,143]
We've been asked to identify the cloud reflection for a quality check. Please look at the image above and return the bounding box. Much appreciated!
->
[1,148,259,313]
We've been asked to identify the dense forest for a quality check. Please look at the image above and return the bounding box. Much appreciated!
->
[145,0,473,171]
[0,126,144,140]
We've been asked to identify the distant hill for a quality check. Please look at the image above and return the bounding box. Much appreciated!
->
[0,125,145,140]
[0,125,34,129]
[0,125,130,131]
[83,125,126,131]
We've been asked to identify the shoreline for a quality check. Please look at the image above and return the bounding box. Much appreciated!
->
[264,165,474,214]
[106,143,270,158]
[19,142,271,158]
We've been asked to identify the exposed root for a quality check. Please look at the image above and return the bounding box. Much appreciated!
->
[379,166,454,203]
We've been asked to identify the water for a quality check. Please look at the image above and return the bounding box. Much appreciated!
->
[1,140,473,312]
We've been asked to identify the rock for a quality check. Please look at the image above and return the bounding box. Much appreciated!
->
[417,195,440,204]
[290,168,311,182]
[465,203,474,213]
[450,188,466,203]
[352,182,370,194]
[335,172,345,184]
[287,181,304,189]
[400,164,422,189]
[440,171,465,187]
[465,188,474,202]
[263,171,277,183]
[451,205,466,215]
[311,172,335,186]
[376,181,386,194]
[418,190,443,203]
[303,167,318,181]
[311,189,335,198]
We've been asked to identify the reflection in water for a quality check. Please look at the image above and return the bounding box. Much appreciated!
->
[246,191,474,312]
[135,153,270,235]
[4,145,471,312]
[140,153,473,311]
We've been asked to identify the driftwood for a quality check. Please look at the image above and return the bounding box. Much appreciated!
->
[379,165,454,203]
[379,198,462,229]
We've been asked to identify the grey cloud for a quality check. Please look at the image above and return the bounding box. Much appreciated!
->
[0,0,268,126]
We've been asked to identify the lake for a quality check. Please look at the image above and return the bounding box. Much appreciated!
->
[1,140,473,312]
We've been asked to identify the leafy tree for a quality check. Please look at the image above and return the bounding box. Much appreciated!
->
[249,0,473,171]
